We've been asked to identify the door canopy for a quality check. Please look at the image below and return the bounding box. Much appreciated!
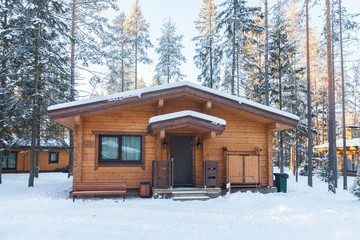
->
[148,110,226,137]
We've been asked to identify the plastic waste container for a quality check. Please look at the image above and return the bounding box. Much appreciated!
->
[139,182,151,198]
[273,173,289,193]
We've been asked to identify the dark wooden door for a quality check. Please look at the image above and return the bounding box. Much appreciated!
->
[170,136,193,186]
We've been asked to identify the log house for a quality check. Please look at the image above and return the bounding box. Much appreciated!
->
[48,81,299,193]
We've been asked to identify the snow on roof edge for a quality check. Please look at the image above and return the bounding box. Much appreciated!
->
[149,110,226,126]
[313,138,360,149]
[48,81,299,121]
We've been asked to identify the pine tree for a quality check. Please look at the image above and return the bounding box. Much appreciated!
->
[217,0,262,94]
[155,17,186,84]
[269,0,297,172]
[325,0,336,193]
[0,0,20,183]
[193,0,221,89]
[241,7,265,103]
[125,0,153,90]
[67,0,117,176]
[103,12,133,93]
[11,0,71,186]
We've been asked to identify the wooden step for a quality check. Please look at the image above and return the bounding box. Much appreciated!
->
[173,195,210,201]
[172,191,208,197]
[152,187,221,200]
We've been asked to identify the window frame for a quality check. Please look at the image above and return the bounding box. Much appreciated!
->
[48,152,59,164]
[93,131,146,170]
[2,151,17,170]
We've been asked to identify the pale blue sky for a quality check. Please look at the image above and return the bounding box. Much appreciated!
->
[82,0,360,95]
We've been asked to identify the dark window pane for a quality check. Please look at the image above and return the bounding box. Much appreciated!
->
[122,136,141,161]
[2,152,16,169]
[101,137,119,160]
[50,153,58,162]
[1,156,6,168]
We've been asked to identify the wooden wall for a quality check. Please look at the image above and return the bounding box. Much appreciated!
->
[4,149,68,172]
[74,97,274,188]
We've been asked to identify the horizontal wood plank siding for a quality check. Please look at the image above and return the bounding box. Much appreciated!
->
[6,149,69,172]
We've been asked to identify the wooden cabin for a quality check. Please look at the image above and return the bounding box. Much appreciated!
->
[2,139,69,173]
[314,138,359,175]
[48,81,298,193]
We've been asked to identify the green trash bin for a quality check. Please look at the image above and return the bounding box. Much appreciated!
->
[273,173,289,193]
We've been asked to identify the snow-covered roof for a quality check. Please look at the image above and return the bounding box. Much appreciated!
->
[347,125,360,128]
[48,81,299,121]
[313,138,360,150]
[6,138,69,148]
[149,110,226,126]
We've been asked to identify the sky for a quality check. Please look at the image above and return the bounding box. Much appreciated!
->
[78,0,360,97]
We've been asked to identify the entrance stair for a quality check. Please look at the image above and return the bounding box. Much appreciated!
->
[152,187,221,201]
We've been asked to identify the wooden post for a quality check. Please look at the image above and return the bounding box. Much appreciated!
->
[74,116,82,183]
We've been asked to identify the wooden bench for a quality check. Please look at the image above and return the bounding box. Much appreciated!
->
[70,182,126,202]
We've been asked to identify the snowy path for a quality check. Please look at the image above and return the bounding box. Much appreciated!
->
[0,172,359,240]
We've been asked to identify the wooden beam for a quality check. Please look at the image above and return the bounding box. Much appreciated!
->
[267,122,279,130]
[158,99,164,108]
[74,116,82,126]
[159,130,165,139]
[202,131,216,140]
[203,101,212,111]
[157,99,164,115]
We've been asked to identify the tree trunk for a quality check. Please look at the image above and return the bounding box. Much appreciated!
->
[209,15,213,89]
[68,0,76,178]
[330,1,337,189]
[295,59,299,182]
[210,38,213,88]
[231,0,236,95]
[35,120,40,178]
[236,53,239,96]
[325,0,336,193]
[167,42,170,84]
[29,5,41,187]
[354,79,358,125]
[322,86,325,144]
[278,49,283,173]
[338,0,347,190]
[314,80,320,146]
[0,0,8,184]
[306,0,313,187]
[135,41,138,89]
[134,0,139,90]
[264,0,269,106]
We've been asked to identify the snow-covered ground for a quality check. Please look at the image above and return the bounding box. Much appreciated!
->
[0,171,359,240]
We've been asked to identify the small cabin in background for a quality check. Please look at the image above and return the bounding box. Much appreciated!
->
[2,138,69,173]
[48,81,298,196]
[314,137,360,175]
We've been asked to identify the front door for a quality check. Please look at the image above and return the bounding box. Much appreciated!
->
[170,136,193,186]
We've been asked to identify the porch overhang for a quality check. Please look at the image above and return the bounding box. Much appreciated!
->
[147,110,226,137]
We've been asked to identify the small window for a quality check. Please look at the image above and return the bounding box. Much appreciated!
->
[2,152,17,170]
[93,131,145,169]
[49,152,59,164]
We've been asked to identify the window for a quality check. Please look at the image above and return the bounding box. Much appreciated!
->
[49,152,59,164]
[100,135,142,163]
[93,131,145,169]
[2,152,17,170]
